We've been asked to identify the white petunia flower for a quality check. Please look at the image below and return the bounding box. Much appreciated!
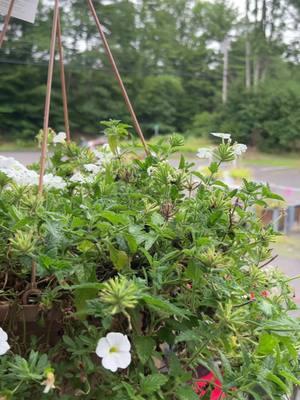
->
[211,132,231,140]
[232,143,247,157]
[41,371,56,394]
[53,132,66,145]
[0,156,66,190]
[0,327,10,356]
[197,148,213,159]
[70,172,86,183]
[84,164,102,175]
[96,332,131,372]
[44,174,66,190]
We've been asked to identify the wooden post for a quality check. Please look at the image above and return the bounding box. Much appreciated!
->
[0,0,15,48]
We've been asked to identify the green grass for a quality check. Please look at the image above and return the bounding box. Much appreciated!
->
[243,151,300,168]
[274,235,300,260]
[0,140,36,152]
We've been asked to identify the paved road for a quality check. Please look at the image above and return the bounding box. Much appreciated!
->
[253,167,300,206]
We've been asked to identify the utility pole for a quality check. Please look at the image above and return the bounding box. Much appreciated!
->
[245,0,251,89]
[222,37,230,104]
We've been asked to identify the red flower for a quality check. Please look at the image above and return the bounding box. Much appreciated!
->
[249,292,256,301]
[195,372,226,399]
[261,290,270,298]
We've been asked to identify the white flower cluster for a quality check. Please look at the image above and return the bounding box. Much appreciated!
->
[197,132,247,160]
[69,145,114,185]
[0,156,66,190]
[53,132,66,145]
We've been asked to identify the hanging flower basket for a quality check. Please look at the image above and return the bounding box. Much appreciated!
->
[0,1,300,398]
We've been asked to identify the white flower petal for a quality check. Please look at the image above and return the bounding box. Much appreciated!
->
[115,351,131,369]
[106,332,131,352]
[232,143,247,156]
[96,337,110,358]
[0,340,10,356]
[197,148,213,159]
[102,354,119,372]
[211,132,231,140]
[53,132,66,144]
[0,327,8,342]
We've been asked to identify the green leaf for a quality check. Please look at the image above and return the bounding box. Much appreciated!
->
[109,244,130,271]
[135,336,156,364]
[140,374,168,395]
[266,372,289,392]
[77,240,95,253]
[257,333,279,355]
[279,370,300,386]
[100,211,129,225]
[39,254,71,271]
[177,385,199,400]
[74,288,99,318]
[142,294,190,318]
[124,233,138,254]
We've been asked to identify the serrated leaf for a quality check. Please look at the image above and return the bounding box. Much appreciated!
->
[135,336,155,364]
[177,385,199,400]
[140,374,168,395]
[109,244,130,271]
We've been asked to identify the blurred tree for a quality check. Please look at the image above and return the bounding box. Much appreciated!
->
[0,0,300,152]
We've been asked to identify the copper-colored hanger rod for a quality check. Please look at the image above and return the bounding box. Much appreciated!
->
[38,0,60,194]
[86,0,149,155]
[56,7,71,143]
[0,0,15,48]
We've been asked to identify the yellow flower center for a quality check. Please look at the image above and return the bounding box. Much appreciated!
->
[109,346,118,353]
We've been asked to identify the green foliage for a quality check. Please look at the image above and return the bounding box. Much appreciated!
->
[0,131,299,398]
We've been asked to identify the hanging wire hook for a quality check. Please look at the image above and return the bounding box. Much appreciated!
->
[38,0,60,195]
[86,0,149,155]
[0,0,15,48]
[56,7,71,143]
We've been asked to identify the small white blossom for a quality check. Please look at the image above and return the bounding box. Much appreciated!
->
[0,327,10,356]
[147,166,156,176]
[70,172,86,183]
[96,332,131,372]
[232,143,247,157]
[84,164,102,174]
[53,132,66,145]
[211,132,231,140]
[41,371,56,394]
[93,147,114,164]
[197,148,213,159]
[0,156,66,189]
[44,174,66,190]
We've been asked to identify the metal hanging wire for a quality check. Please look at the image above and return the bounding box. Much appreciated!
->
[0,0,149,195]
[0,0,15,48]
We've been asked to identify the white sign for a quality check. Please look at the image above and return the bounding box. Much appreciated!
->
[0,0,39,24]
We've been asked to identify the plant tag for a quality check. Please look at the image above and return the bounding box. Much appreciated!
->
[0,0,39,23]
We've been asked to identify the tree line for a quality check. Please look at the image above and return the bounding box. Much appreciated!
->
[1,0,300,151]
